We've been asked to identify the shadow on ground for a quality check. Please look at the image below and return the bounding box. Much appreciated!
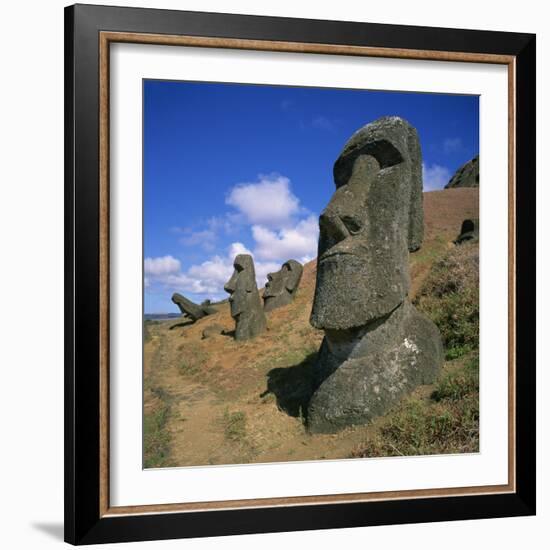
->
[262,352,317,419]
[169,319,194,330]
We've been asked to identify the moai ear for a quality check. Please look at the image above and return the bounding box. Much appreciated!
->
[406,125,424,252]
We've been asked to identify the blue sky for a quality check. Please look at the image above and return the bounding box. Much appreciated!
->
[144,80,479,313]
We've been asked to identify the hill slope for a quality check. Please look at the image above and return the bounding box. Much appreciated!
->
[144,188,479,468]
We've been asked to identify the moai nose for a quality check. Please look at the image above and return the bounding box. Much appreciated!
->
[319,211,349,246]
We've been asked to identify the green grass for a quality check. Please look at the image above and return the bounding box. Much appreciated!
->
[223,410,247,442]
[415,242,479,360]
[431,354,479,401]
[143,320,158,343]
[351,355,479,458]
[143,387,173,468]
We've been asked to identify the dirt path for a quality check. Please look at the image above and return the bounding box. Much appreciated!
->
[144,317,438,467]
[143,189,480,468]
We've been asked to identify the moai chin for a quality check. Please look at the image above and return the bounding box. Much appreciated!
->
[308,116,444,433]
[263,260,304,312]
[224,254,267,341]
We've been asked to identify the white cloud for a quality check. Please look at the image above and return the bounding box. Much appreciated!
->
[251,214,319,263]
[146,174,320,303]
[179,229,217,251]
[145,243,256,298]
[443,137,463,154]
[226,174,301,228]
[228,242,252,258]
[177,215,239,251]
[422,163,452,191]
[144,255,181,276]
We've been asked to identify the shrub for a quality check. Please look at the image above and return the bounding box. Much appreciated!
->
[414,242,479,359]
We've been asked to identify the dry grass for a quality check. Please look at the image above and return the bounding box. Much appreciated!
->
[143,189,480,467]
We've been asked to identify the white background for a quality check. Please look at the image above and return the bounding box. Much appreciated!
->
[0,0,547,548]
[110,44,508,506]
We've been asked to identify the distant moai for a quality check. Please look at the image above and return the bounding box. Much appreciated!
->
[171,293,216,321]
[454,218,479,244]
[263,260,304,312]
[308,116,444,433]
[224,254,267,341]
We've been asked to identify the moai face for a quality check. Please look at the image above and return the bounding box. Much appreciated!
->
[263,260,303,312]
[310,117,423,331]
[171,292,203,320]
[224,254,257,319]
[263,269,285,299]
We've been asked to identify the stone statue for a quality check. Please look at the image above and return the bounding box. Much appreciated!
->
[171,293,216,322]
[224,254,267,340]
[263,260,304,312]
[454,218,479,244]
[308,116,444,433]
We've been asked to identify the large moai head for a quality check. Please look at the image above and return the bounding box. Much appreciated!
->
[224,254,266,340]
[263,259,304,312]
[310,116,424,331]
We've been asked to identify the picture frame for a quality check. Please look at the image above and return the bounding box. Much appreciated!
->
[64,3,536,545]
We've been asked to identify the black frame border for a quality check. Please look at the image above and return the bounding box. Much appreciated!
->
[64,3,536,545]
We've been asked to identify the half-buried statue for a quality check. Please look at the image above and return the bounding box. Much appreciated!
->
[224,254,267,341]
[263,260,303,312]
[308,116,444,433]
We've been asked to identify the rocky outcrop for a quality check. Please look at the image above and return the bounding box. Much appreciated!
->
[445,155,479,189]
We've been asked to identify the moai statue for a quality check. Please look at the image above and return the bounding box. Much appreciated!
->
[454,218,479,245]
[171,293,216,322]
[308,116,444,433]
[224,254,267,341]
[263,260,304,312]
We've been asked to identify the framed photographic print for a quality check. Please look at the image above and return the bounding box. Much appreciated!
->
[64,3,536,545]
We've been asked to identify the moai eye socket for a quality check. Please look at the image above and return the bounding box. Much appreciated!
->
[341,215,362,235]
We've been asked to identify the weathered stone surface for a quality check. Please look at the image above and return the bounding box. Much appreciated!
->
[202,324,225,339]
[171,293,216,321]
[445,155,479,189]
[308,116,443,433]
[224,254,267,341]
[308,302,443,432]
[454,218,479,244]
[311,116,423,331]
[263,260,303,312]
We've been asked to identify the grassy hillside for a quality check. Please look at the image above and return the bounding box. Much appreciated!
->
[144,188,479,468]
